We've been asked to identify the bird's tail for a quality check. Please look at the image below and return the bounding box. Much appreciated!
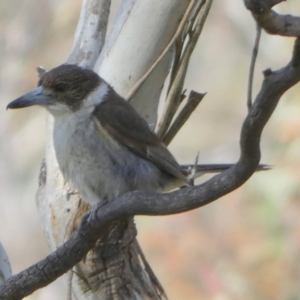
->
[180,163,271,179]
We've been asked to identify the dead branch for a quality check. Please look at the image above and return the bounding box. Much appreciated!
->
[247,23,261,111]
[163,90,205,146]
[244,0,300,36]
[155,0,213,138]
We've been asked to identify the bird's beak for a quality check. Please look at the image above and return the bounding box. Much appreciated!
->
[7,86,48,110]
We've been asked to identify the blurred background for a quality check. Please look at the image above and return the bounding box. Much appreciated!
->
[1,1,300,299]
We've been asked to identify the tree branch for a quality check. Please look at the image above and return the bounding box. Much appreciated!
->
[155,0,213,138]
[163,90,205,146]
[244,0,300,37]
[247,23,261,111]
[2,36,300,300]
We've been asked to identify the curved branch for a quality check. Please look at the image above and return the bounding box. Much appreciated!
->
[244,0,300,36]
[2,36,300,300]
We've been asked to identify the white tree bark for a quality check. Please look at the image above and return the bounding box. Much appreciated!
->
[96,1,192,125]
[36,0,198,299]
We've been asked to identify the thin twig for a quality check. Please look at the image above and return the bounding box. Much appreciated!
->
[247,23,261,111]
[136,242,167,299]
[156,0,213,138]
[126,0,196,101]
[163,90,205,145]
[168,40,184,95]
[168,1,205,92]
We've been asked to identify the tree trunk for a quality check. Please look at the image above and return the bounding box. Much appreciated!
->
[36,1,198,299]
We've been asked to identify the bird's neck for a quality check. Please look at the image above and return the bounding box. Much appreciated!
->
[82,81,110,109]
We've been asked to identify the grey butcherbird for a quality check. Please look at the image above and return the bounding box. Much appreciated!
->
[7,64,268,205]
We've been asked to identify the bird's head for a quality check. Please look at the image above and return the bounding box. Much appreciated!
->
[7,64,105,116]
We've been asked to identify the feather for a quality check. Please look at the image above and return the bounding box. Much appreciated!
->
[92,89,187,182]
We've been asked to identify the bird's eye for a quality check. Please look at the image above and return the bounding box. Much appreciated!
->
[54,83,68,92]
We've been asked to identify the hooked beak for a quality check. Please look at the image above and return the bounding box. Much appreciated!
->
[7,86,48,110]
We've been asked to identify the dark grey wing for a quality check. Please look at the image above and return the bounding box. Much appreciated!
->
[92,92,186,182]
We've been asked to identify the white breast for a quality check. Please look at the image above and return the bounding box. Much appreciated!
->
[51,82,171,205]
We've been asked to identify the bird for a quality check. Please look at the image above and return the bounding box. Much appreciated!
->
[7,64,268,206]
